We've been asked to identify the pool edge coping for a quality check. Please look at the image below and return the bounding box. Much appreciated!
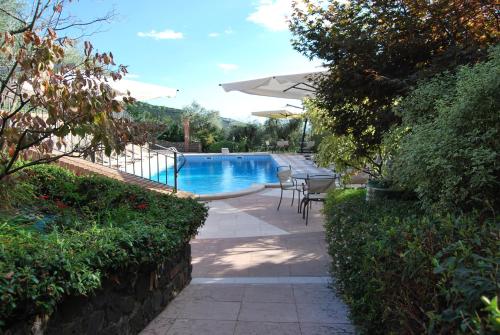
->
[193,183,280,201]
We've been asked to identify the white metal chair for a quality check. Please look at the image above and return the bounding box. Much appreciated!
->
[265,140,275,152]
[300,175,336,225]
[276,140,289,152]
[276,165,301,210]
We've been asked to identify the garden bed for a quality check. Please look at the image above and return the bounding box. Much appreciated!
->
[0,165,208,334]
[323,189,499,334]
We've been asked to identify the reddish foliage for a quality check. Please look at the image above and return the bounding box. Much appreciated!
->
[55,200,69,209]
[135,203,148,210]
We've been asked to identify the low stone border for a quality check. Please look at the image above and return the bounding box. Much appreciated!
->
[6,244,192,335]
[196,183,266,201]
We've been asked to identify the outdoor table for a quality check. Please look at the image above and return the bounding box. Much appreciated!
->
[291,172,326,213]
[291,172,328,180]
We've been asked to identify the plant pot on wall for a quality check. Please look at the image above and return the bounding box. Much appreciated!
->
[366,179,416,202]
[366,179,394,202]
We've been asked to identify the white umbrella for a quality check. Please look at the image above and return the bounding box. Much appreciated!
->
[220,71,324,100]
[221,71,325,152]
[251,108,304,119]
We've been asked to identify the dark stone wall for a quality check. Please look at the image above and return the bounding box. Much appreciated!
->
[6,243,191,335]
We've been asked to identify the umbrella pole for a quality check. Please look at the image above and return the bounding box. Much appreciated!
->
[300,118,308,153]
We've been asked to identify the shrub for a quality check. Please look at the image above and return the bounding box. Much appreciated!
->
[207,140,243,153]
[324,189,499,334]
[0,165,208,330]
[393,45,500,213]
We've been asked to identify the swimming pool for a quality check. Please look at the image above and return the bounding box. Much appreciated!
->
[151,154,279,194]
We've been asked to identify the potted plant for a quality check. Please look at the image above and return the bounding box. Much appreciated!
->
[366,178,394,201]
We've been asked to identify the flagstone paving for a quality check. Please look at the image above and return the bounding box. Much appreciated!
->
[141,189,354,335]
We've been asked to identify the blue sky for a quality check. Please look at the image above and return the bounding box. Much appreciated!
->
[68,0,322,121]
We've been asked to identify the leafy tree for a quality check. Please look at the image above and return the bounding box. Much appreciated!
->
[260,118,303,147]
[158,123,183,142]
[228,124,258,152]
[183,101,223,152]
[0,0,146,180]
[290,0,499,164]
[305,99,405,177]
[393,46,500,213]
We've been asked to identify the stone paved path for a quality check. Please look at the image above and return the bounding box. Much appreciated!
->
[141,188,354,335]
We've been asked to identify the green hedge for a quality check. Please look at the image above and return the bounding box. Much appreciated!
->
[207,140,243,153]
[0,165,208,330]
[324,189,499,334]
[393,45,500,213]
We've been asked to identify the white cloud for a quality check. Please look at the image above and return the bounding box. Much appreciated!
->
[137,29,183,40]
[218,63,239,71]
[247,0,292,32]
[208,28,234,38]
[125,73,140,79]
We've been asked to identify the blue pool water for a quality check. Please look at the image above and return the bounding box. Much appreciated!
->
[151,155,279,194]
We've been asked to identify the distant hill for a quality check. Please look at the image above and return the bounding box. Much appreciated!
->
[126,101,245,130]
[126,101,184,123]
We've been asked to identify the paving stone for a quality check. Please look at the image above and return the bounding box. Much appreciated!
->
[165,319,236,335]
[139,317,175,335]
[300,322,356,335]
[293,284,341,304]
[235,321,301,335]
[176,284,245,302]
[238,302,298,322]
[163,301,240,320]
[243,285,294,303]
[296,303,350,323]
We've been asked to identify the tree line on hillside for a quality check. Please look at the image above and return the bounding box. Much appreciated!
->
[126,101,306,153]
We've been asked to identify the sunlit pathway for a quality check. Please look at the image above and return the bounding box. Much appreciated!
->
[141,190,354,334]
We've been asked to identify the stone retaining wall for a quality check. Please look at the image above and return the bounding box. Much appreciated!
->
[6,243,192,335]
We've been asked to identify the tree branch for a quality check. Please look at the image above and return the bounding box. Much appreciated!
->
[0,61,19,98]
[0,8,26,25]
[0,149,86,180]
[54,16,113,31]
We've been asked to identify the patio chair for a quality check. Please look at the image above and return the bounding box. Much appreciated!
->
[300,175,336,225]
[276,165,301,211]
[300,140,315,154]
[221,147,230,154]
[276,140,289,152]
[265,140,275,152]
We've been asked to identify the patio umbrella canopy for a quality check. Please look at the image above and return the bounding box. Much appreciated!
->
[251,109,304,119]
[222,71,325,152]
[220,71,324,100]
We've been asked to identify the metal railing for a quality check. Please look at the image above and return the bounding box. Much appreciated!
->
[3,104,185,192]
[47,121,184,193]
[85,142,184,193]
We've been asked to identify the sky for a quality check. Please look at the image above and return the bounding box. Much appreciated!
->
[67,0,323,122]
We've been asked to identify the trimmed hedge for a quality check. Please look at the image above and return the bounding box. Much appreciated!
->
[0,165,208,330]
[207,140,243,153]
[324,189,499,334]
